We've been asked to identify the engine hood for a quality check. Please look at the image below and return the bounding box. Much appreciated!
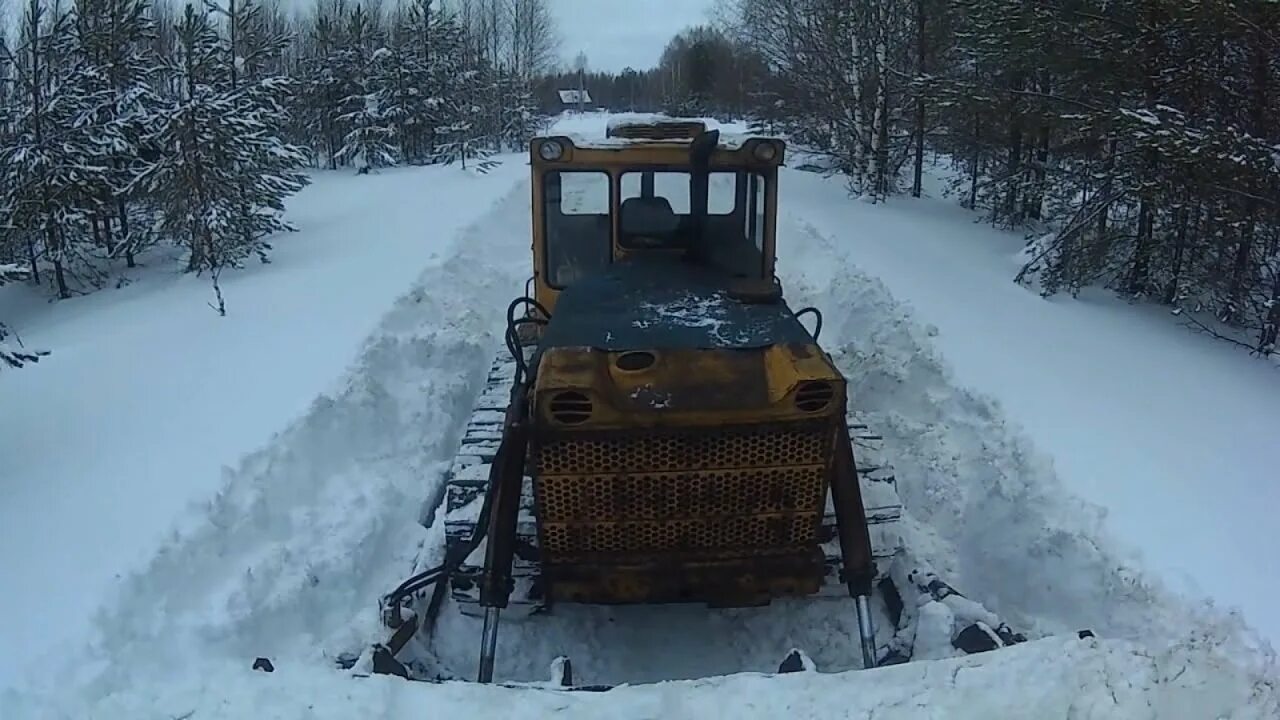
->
[539,258,814,352]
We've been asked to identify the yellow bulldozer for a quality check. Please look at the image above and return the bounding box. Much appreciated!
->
[366,117,1026,687]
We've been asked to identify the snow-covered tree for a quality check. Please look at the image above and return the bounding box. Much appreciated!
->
[72,0,167,267]
[333,6,397,170]
[0,0,113,298]
[132,3,308,278]
[0,265,47,369]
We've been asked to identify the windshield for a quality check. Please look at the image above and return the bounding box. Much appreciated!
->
[542,168,769,288]
[544,171,612,288]
[619,170,767,279]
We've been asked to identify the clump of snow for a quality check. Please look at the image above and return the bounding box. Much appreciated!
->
[549,109,753,148]
[634,291,753,346]
[628,384,672,409]
[605,112,692,133]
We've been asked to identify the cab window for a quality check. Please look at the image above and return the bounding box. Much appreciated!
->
[544,171,611,287]
[618,170,768,278]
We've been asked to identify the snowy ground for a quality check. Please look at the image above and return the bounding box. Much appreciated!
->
[3,113,1277,717]
[777,166,1280,650]
[16,635,1275,720]
[0,160,526,694]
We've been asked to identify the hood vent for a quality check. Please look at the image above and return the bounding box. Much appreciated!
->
[794,381,835,413]
[616,351,657,372]
[549,391,593,424]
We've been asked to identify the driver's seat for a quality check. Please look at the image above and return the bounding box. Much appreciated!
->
[620,196,680,239]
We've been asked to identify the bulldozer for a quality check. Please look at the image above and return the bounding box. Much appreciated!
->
[365,116,1026,687]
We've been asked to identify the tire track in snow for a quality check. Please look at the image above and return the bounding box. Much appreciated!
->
[78,181,534,694]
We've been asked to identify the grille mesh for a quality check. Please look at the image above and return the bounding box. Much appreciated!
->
[542,514,818,554]
[534,426,831,558]
[607,122,705,140]
[536,427,826,475]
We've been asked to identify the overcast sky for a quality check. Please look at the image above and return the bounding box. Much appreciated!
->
[547,0,719,74]
[0,0,718,74]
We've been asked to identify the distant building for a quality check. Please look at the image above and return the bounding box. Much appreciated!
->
[557,89,594,111]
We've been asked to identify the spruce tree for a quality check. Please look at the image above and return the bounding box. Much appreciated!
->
[132,3,308,279]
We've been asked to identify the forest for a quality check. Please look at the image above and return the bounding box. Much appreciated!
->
[0,0,556,368]
[3,0,1279,367]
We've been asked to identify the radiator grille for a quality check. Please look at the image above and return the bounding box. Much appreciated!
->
[536,427,827,475]
[607,122,705,140]
[533,425,832,558]
[542,514,819,555]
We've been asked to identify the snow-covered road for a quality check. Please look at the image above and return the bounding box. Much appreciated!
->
[3,113,1276,717]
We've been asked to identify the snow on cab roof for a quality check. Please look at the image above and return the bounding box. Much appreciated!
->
[565,133,755,151]
[605,112,699,133]
[544,113,778,151]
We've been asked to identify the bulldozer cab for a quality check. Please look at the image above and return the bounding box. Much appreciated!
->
[529,118,786,314]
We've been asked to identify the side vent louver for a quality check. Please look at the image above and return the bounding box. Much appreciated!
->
[549,391,593,425]
[794,381,835,413]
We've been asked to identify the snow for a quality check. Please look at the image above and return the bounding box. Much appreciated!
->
[0,160,527,695]
[569,131,759,151]
[552,109,754,150]
[9,635,1276,720]
[635,291,753,345]
[606,111,690,133]
[777,166,1280,652]
[2,113,1278,717]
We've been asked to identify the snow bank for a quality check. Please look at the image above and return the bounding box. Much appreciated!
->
[778,166,1280,651]
[12,635,1275,720]
[782,218,1272,650]
[28,182,539,700]
[0,161,525,694]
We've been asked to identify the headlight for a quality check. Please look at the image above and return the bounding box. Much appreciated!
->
[538,140,565,161]
[747,141,778,161]
[753,141,778,162]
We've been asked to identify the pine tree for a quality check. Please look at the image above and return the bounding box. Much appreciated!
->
[0,0,115,298]
[132,3,308,282]
[334,5,396,171]
[73,0,166,268]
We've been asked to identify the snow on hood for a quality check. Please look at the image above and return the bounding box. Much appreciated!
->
[631,291,756,346]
